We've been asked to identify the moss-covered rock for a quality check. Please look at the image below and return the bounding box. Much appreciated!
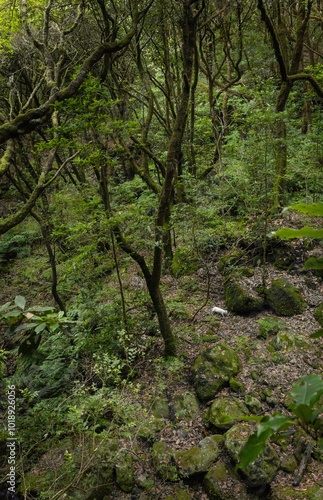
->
[115,450,134,493]
[269,331,311,352]
[174,435,223,477]
[207,397,249,431]
[151,396,170,419]
[151,441,178,481]
[224,279,264,314]
[171,391,200,421]
[314,303,323,326]
[257,316,287,339]
[224,423,280,487]
[203,460,250,500]
[244,395,262,413]
[136,416,165,442]
[164,485,193,500]
[172,247,199,277]
[271,485,323,500]
[191,343,242,402]
[218,250,245,275]
[265,279,307,316]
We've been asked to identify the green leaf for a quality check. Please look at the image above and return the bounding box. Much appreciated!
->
[35,323,48,334]
[317,437,323,452]
[289,403,315,424]
[4,310,23,318]
[310,329,323,339]
[0,301,13,313]
[303,257,323,270]
[238,432,268,469]
[290,203,323,217]
[15,295,26,310]
[290,374,323,408]
[257,415,294,437]
[274,227,323,240]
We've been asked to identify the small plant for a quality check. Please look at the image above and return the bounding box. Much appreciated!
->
[0,295,73,355]
[238,373,323,469]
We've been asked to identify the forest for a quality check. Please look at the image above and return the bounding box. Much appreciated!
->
[0,0,323,498]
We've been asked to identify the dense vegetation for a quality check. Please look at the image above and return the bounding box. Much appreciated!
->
[0,1,322,498]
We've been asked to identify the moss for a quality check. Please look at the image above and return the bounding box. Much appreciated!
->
[115,450,134,493]
[203,461,249,500]
[271,485,323,499]
[257,316,287,339]
[265,279,306,316]
[172,247,199,277]
[151,441,178,481]
[207,397,249,430]
[314,303,323,326]
[224,278,264,314]
[174,435,222,477]
[191,343,242,402]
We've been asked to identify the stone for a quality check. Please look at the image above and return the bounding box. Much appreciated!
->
[174,435,223,477]
[224,278,264,314]
[207,397,249,431]
[115,450,134,493]
[224,423,280,487]
[151,441,178,481]
[265,279,306,316]
[203,460,250,500]
[314,303,323,326]
[171,391,200,421]
[191,343,242,402]
[271,485,323,499]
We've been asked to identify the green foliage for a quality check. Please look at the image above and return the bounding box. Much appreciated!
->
[272,203,323,337]
[238,373,323,470]
[0,296,73,355]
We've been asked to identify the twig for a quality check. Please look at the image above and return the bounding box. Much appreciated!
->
[292,440,313,486]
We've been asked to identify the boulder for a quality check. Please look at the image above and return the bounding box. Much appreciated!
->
[115,450,134,493]
[314,303,323,326]
[174,435,223,477]
[224,423,280,487]
[191,343,242,402]
[207,397,249,431]
[224,279,264,314]
[203,460,250,500]
[265,279,306,316]
[171,391,200,421]
[151,441,178,481]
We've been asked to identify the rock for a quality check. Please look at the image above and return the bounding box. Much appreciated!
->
[151,396,170,419]
[207,397,249,431]
[269,331,311,352]
[164,485,193,499]
[174,435,223,477]
[224,423,280,487]
[171,391,200,421]
[257,316,287,339]
[151,441,178,481]
[314,303,323,326]
[191,343,242,402]
[136,416,165,442]
[203,460,250,500]
[244,395,262,413]
[271,485,323,499]
[115,450,134,492]
[265,279,306,316]
[224,278,264,314]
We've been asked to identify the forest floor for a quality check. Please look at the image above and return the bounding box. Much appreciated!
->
[110,215,323,498]
[1,213,323,499]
